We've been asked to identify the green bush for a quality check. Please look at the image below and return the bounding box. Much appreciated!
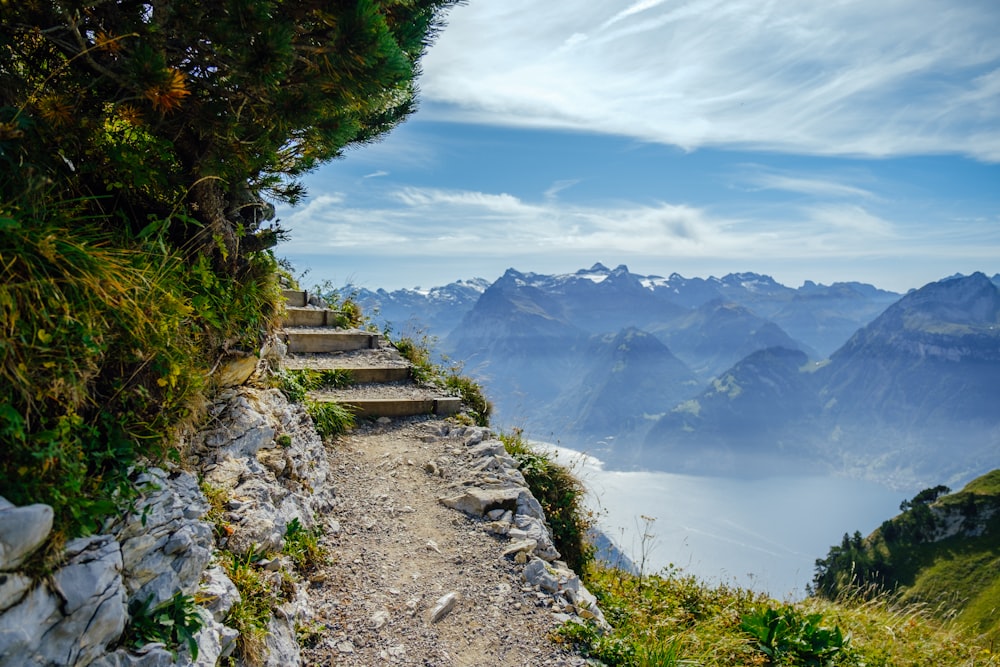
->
[741,604,852,665]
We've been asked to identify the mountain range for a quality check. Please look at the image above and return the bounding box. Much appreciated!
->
[343,266,1000,488]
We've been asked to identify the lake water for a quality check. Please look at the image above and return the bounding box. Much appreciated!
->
[540,443,908,599]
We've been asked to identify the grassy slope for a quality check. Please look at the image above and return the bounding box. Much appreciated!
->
[895,471,1000,636]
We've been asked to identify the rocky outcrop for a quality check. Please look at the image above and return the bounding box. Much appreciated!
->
[0,467,226,667]
[429,423,608,628]
[0,383,330,667]
[0,384,605,665]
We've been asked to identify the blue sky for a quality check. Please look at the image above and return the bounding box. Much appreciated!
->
[277,0,1000,294]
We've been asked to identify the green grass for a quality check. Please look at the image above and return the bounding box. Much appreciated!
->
[560,563,1000,666]
[305,400,355,439]
[219,549,276,666]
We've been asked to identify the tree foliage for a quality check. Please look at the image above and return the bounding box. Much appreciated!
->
[1,0,461,263]
[0,0,460,538]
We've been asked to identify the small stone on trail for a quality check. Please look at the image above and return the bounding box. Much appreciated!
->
[427,591,459,623]
[370,609,390,629]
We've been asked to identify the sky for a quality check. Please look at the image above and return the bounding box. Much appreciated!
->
[276,0,1000,294]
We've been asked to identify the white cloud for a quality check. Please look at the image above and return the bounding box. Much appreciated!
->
[279,185,907,262]
[739,168,877,199]
[363,170,390,179]
[423,0,1000,161]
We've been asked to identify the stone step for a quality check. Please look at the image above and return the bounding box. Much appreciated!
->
[282,362,412,384]
[282,306,342,327]
[312,395,463,419]
[282,329,381,354]
[281,289,308,307]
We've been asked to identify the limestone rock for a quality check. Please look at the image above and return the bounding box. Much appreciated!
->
[200,566,240,623]
[439,487,521,517]
[0,498,53,571]
[264,615,301,667]
[427,592,459,623]
[0,534,128,667]
[214,353,259,387]
[112,469,213,608]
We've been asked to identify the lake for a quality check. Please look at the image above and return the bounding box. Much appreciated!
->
[540,442,909,599]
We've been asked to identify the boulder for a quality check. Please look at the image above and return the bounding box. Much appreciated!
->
[0,498,53,571]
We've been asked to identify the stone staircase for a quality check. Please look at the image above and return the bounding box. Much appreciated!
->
[279,289,462,420]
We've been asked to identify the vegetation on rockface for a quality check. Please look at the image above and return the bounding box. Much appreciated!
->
[812,470,1000,640]
[393,332,493,427]
[499,430,595,574]
[123,591,203,661]
[0,0,461,540]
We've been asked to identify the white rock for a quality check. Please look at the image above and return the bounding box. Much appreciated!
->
[0,500,53,571]
[370,609,390,629]
[427,591,459,623]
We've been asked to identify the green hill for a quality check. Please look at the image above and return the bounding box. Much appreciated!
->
[813,470,1000,639]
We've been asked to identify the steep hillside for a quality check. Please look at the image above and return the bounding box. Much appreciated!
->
[642,347,821,474]
[813,470,1000,639]
[815,272,1000,482]
[547,327,700,446]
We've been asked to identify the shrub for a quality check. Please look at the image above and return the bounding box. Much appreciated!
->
[740,604,851,665]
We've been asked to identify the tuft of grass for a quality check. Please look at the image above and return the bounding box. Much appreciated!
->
[394,335,436,384]
[219,548,276,666]
[282,517,326,573]
[499,429,594,573]
[445,373,492,427]
[306,400,355,438]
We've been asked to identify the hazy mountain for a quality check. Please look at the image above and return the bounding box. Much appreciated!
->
[642,347,822,475]
[445,269,590,425]
[649,300,809,380]
[546,327,699,444]
[348,278,490,339]
[770,282,901,357]
[349,264,896,356]
[645,273,1000,486]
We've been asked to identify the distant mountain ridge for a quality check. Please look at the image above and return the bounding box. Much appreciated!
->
[337,265,998,487]
[646,272,1000,486]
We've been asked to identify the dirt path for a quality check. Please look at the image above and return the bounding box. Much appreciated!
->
[300,417,589,666]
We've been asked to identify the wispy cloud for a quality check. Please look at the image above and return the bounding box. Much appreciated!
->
[738,167,878,199]
[278,185,907,262]
[424,0,1000,161]
[363,170,390,179]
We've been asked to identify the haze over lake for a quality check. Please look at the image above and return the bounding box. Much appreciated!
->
[543,442,908,599]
